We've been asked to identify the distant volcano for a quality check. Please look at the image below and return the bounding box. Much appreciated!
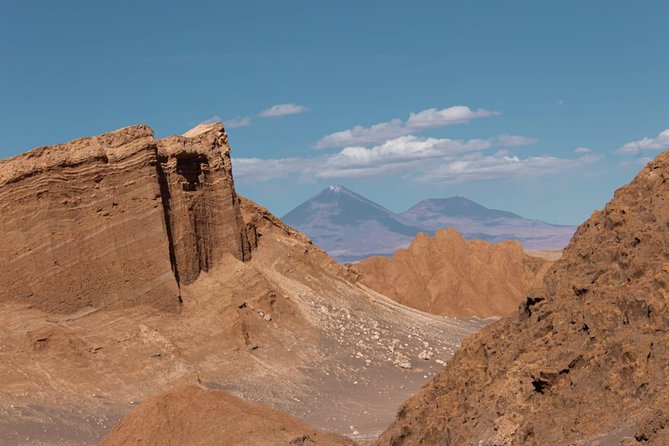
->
[283,185,576,262]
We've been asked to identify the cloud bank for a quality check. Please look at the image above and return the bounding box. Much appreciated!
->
[233,134,595,184]
[617,129,669,154]
[315,106,500,149]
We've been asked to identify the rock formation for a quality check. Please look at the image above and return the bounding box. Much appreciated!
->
[375,149,669,444]
[352,228,550,318]
[0,125,484,445]
[100,384,355,446]
[0,123,250,314]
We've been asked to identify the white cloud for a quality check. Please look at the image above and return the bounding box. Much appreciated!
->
[327,136,486,167]
[199,115,250,129]
[405,106,500,129]
[616,129,669,154]
[232,134,595,184]
[200,115,222,124]
[574,147,591,154]
[495,134,537,146]
[417,153,599,183]
[618,156,654,168]
[315,105,500,149]
[225,116,251,128]
[233,157,317,182]
[258,103,308,118]
[314,119,406,149]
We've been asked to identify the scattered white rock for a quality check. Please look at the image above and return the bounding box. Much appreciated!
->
[393,352,412,369]
[418,350,433,360]
[263,313,272,322]
[436,359,445,365]
[397,360,412,369]
[388,339,400,353]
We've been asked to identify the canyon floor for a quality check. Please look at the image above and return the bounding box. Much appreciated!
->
[0,273,485,445]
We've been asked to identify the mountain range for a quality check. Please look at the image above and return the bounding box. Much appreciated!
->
[283,185,576,262]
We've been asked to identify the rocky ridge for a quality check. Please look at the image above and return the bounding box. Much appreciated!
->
[375,148,669,444]
[351,228,550,318]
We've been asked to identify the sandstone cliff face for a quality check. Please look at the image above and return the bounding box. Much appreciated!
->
[100,384,356,446]
[352,228,549,318]
[0,123,250,313]
[375,149,669,445]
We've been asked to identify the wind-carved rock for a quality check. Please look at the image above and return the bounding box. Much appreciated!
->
[0,123,251,313]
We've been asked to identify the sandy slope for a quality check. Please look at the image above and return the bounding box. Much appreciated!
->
[100,384,356,446]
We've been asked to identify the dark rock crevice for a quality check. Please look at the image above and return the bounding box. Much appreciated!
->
[155,153,181,290]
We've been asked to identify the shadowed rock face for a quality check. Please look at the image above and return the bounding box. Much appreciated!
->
[351,228,550,318]
[375,149,669,445]
[0,123,250,313]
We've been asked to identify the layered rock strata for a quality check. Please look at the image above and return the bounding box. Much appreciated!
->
[0,123,250,313]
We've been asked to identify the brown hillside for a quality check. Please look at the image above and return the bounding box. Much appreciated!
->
[352,228,550,318]
[375,149,669,445]
[100,385,355,446]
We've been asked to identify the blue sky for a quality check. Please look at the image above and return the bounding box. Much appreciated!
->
[1,1,667,224]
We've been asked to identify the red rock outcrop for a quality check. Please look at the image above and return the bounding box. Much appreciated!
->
[100,384,356,446]
[352,228,549,318]
[0,123,250,313]
[375,149,669,444]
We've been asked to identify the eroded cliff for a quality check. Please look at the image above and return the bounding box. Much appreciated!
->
[0,123,250,313]
[375,149,669,444]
